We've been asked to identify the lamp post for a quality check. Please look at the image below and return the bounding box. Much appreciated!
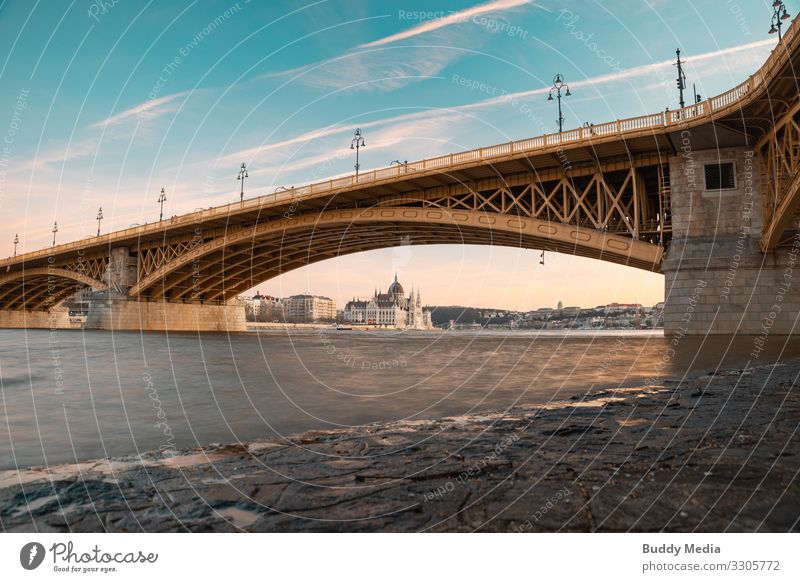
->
[547,74,572,133]
[158,188,166,221]
[52,221,58,247]
[675,49,687,109]
[350,128,366,176]
[237,163,248,204]
[770,0,791,40]
[96,207,103,236]
[13,233,18,257]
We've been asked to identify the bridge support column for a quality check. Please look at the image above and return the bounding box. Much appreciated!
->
[662,146,800,336]
[103,247,138,292]
[84,293,247,332]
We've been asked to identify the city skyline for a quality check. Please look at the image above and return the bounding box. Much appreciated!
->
[248,254,664,311]
[0,0,776,309]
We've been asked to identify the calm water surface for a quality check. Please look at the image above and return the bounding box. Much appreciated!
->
[2,328,798,469]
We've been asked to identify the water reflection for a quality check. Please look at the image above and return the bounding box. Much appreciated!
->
[1,328,797,469]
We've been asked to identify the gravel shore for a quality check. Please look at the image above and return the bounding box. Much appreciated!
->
[1,360,799,532]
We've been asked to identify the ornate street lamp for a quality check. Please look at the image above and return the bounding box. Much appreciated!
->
[769,1,791,40]
[158,188,167,221]
[675,49,687,109]
[13,233,18,257]
[547,74,572,133]
[237,163,248,204]
[350,128,366,176]
[96,207,103,236]
[52,221,58,247]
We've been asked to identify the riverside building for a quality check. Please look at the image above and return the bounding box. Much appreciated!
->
[342,274,433,329]
[285,294,336,322]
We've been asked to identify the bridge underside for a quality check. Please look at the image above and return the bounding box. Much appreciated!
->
[0,267,107,311]
[130,208,663,303]
[128,162,669,303]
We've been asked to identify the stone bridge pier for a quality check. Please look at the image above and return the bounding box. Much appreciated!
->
[82,247,247,333]
[662,146,799,337]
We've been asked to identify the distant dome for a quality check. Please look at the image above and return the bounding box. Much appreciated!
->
[387,274,405,297]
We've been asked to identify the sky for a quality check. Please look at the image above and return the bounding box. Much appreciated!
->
[0,0,784,310]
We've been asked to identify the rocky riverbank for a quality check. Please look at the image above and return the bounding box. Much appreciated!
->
[1,360,798,532]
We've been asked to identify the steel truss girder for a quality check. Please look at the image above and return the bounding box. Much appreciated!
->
[758,100,800,251]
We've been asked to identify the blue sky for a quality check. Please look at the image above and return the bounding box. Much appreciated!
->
[0,0,783,309]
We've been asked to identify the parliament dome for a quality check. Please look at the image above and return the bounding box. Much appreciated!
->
[387,274,405,298]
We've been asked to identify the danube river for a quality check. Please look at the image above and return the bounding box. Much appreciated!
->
[1,328,798,470]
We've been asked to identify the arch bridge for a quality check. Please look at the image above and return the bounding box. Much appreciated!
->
[2,18,800,334]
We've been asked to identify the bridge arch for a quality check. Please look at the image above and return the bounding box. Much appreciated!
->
[129,207,664,302]
[0,267,108,311]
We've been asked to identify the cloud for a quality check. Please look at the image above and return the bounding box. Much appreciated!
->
[262,35,470,94]
[90,91,189,129]
[454,37,775,112]
[263,0,544,93]
[30,136,103,171]
[20,91,193,173]
[216,107,462,169]
[277,47,457,93]
[359,0,543,48]
[247,113,462,181]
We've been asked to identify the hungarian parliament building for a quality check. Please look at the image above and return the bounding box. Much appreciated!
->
[343,275,433,329]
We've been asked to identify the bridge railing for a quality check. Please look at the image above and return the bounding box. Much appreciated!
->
[618,114,664,132]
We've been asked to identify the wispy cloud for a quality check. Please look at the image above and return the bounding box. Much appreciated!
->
[280,47,455,93]
[216,106,464,170]
[31,136,103,171]
[23,91,192,173]
[359,0,543,48]
[457,37,776,112]
[90,91,189,129]
[226,37,775,172]
[248,114,461,181]
[263,0,543,93]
